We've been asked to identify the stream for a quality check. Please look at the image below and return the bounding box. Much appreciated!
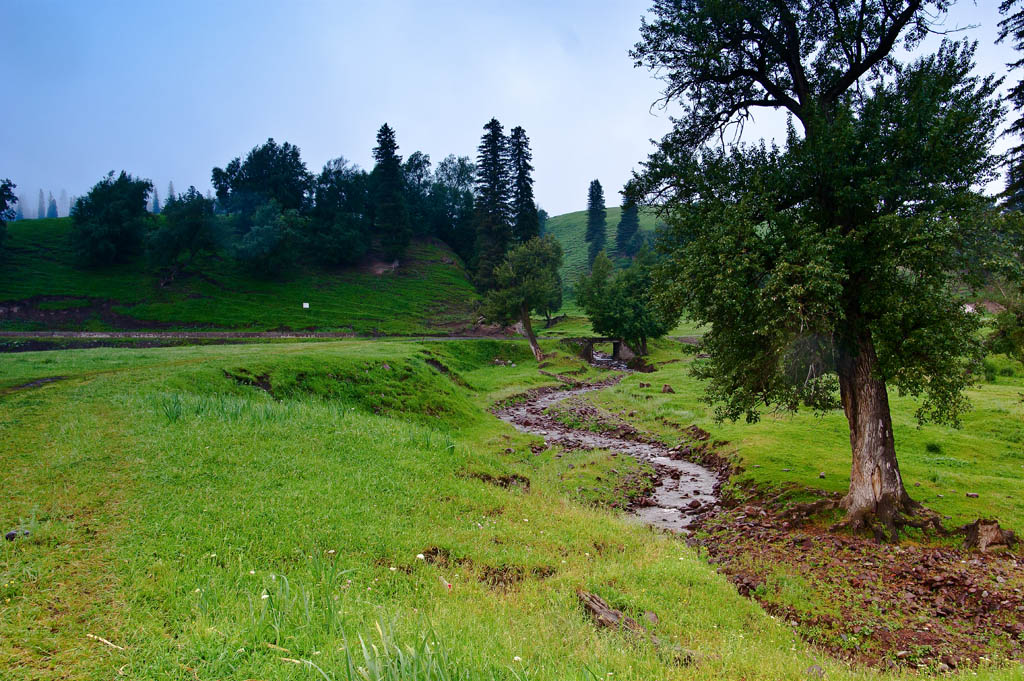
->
[496,379,720,532]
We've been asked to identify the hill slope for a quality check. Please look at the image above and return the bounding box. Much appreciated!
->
[0,218,479,334]
[544,207,661,296]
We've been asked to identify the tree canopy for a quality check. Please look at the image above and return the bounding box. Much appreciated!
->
[629,0,1015,538]
[71,171,153,266]
[212,138,311,218]
[148,186,217,268]
[576,249,677,355]
[0,179,16,248]
[483,235,564,360]
[509,126,540,243]
[371,123,411,260]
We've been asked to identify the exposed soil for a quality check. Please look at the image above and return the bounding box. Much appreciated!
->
[499,374,1024,672]
[697,505,1024,671]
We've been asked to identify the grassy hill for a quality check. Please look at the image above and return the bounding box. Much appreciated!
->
[544,207,661,298]
[0,218,478,334]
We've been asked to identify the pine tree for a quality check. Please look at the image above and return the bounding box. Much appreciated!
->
[585,180,606,266]
[152,187,161,215]
[615,194,641,257]
[508,126,539,243]
[37,189,45,220]
[59,189,68,217]
[15,196,25,221]
[46,193,58,218]
[473,118,512,290]
[167,181,176,202]
[371,123,411,259]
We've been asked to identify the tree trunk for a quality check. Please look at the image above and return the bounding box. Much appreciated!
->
[520,304,543,362]
[835,332,916,540]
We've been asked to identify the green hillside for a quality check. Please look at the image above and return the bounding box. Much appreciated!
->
[544,207,661,297]
[0,218,478,334]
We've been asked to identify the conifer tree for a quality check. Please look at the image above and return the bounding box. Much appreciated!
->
[37,189,45,220]
[615,194,641,257]
[167,181,176,202]
[473,118,512,290]
[59,189,68,217]
[371,123,411,260]
[508,126,539,243]
[152,187,161,215]
[585,179,606,266]
[46,193,58,218]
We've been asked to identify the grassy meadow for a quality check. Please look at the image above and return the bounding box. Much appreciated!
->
[0,218,478,334]
[2,337,1023,680]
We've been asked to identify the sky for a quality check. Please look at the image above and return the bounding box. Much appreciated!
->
[3,1,1021,217]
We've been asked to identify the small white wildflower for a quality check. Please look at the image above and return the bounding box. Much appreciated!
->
[249,570,255,575]
[513,656,522,662]
[389,567,397,572]
[416,553,425,560]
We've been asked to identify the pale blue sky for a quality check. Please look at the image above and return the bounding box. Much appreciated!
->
[2,1,1018,217]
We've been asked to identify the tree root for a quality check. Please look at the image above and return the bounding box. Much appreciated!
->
[831,494,946,543]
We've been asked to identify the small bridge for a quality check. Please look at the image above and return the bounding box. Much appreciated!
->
[559,337,639,363]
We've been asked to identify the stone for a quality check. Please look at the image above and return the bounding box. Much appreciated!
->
[805,664,826,679]
[644,611,659,625]
[966,492,979,498]
[661,384,675,394]
[688,499,701,509]
[818,472,826,479]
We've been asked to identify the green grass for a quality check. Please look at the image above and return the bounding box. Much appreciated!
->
[544,207,660,297]
[591,340,1024,532]
[0,218,478,334]
[2,339,1022,680]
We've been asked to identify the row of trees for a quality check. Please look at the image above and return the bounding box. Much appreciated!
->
[58,122,541,278]
[11,189,74,220]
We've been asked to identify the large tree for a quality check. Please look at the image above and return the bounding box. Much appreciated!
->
[212,138,311,219]
[71,171,153,266]
[46,192,58,219]
[629,1,1012,539]
[309,157,372,266]
[473,118,512,290]
[508,126,540,243]
[483,235,563,361]
[371,123,411,260]
[585,179,606,266]
[615,194,642,258]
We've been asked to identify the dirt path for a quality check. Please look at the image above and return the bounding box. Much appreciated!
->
[495,379,720,531]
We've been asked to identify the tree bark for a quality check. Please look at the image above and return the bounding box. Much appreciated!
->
[835,331,916,540]
[520,303,543,362]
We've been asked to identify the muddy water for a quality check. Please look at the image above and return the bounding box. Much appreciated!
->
[497,384,719,531]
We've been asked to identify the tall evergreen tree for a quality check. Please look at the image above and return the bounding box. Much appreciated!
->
[616,194,641,257]
[473,118,512,290]
[508,126,539,243]
[1001,2,1024,207]
[37,189,45,220]
[371,123,411,260]
[167,181,176,202]
[59,189,68,217]
[585,179,606,266]
[46,193,58,218]
[152,187,161,215]
[0,180,16,245]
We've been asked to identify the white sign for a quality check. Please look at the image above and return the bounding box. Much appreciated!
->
[302,302,310,309]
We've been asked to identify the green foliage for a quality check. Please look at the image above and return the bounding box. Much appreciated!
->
[482,235,564,327]
[71,171,153,266]
[585,179,606,267]
[309,157,371,267]
[576,250,677,354]
[473,118,512,291]
[212,137,311,218]
[989,295,1024,363]
[430,155,477,265]
[372,123,412,260]
[232,202,302,277]
[0,179,15,248]
[615,195,641,258]
[509,126,539,243]
[147,186,217,267]
[631,7,1013,429]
